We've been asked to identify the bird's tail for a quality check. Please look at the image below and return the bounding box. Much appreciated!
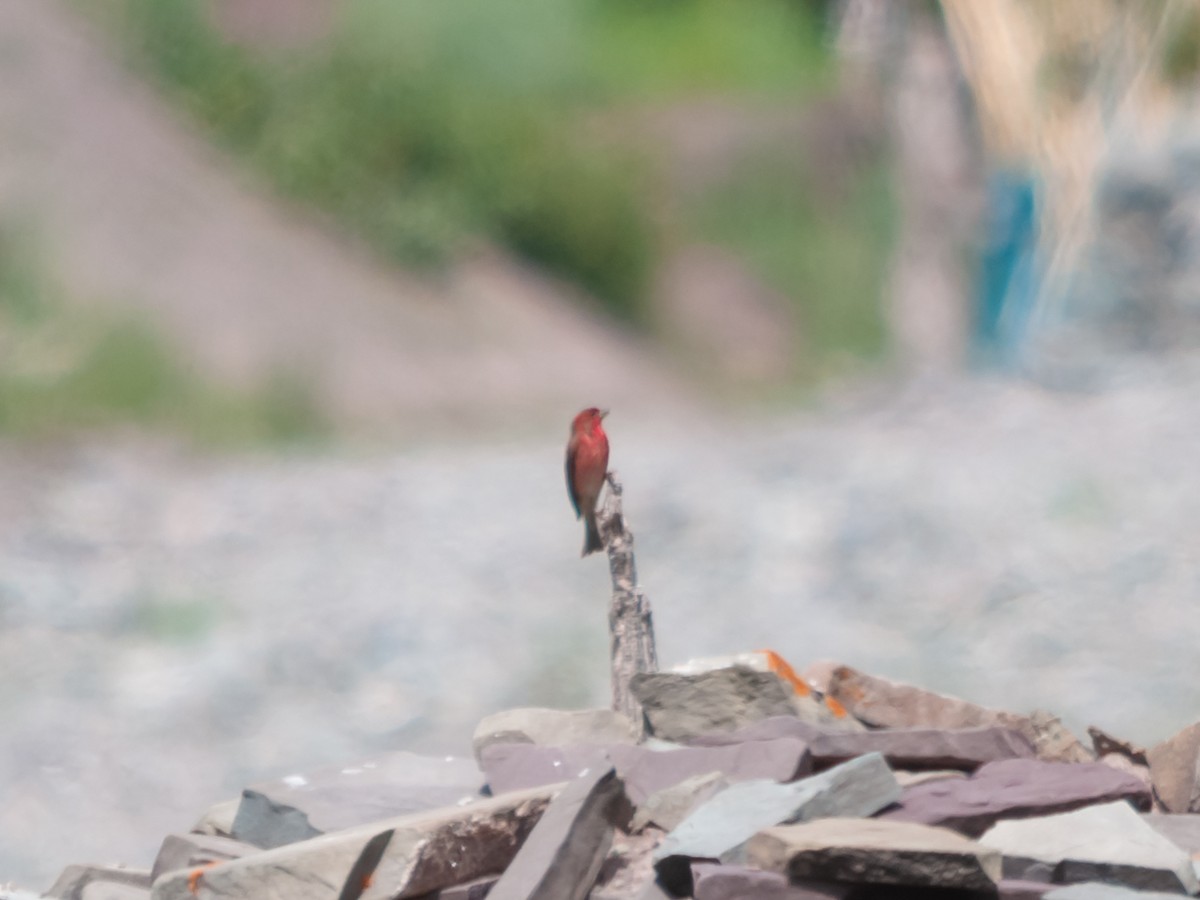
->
[582,512,604,556]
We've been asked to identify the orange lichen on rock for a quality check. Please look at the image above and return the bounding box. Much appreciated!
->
[824,695,848,718]
[758,649,812,696]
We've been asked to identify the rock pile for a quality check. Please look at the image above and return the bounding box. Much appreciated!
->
[11,660,1200,900]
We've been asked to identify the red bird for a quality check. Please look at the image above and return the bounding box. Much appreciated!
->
[565,407,610,556]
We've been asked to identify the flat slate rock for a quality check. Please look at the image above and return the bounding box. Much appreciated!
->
[231,751,485,849]
[997,880,1054,899]
[631,667,799,742]
[151,784,558,900]
[151,833,257,881]
[1147,720,1200,813]
[746,818,1002,892]
[630,772,729,833]
[480,739,810,805]
[687,716,1035,772]
[79,886,149,900]
[653,753,901,895]
[882,758,1152,836]
[691,862,851,899]
[45,866,151,900]
[1142,812,1200,853]
[191,798,239,837]
[472,708,639,762]
[487,766,622,900]
[824,667,1091,763]
[1042,884,1194,899]
[423,877,497,899]
[980,801,1199,895]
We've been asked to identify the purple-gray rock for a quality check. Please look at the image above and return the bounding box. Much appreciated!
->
[980,801,1198,895]
[480,739,810,804]
[653,753,901,895]
[231,751,484,849]
[486,766,622,900]
[882,758,1152,836]
[471,708,639,762]
[691,862,851,899]
[687,716,1036,772]
[823,667,1091,763]
[150,833,257,882]
[425,878,497,899]
[1147,720,1200,813]
[44,866,151,900]
[746,818,1001,892]
[630,667,799,742]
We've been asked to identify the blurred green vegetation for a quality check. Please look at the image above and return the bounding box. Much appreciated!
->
[690,152,894,375]
[0,227,328,445]
[97,0,892,376]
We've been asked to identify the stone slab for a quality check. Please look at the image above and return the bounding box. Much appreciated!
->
[1148,721,1200,813]
[45,866,151,900]
[191,798,240,837]
[691,862,851,899]
[151,833,257,881]
[998,880,1054,899]
[688,715,1036,771]
[630,772,729,833]
[747,817,1001,891]
[883,758,1152,836]
[980,801,1199,895]
[472,708,638,762]
[653,753,901,895]
[631,667,799,742]
[486,766,621,900]
[152,784,558,900]
[480,739,810,805]
[1043,883,1193,899]
[824,667,1091,763]
[231,751,485,849]
[1143,812,1200,854]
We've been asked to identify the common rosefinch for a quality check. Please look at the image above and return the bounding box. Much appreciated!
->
[565,407,610,556]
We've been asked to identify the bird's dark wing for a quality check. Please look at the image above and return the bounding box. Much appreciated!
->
[565,440,582,518]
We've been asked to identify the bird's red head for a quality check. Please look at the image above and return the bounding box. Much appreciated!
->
[571,407,608,435]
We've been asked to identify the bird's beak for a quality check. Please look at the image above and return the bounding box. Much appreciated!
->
[599,409,609,419]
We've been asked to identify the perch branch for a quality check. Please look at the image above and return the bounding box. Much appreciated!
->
[596,471,658,737]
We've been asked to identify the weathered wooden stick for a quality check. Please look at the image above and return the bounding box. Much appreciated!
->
[596,471,658,737]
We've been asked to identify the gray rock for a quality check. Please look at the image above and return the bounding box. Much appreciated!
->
[882,758,1152,836]
[1147,720,1200,813]
[191,799,240,838]
[1142,812,1200,853]
[231,751,484,849]
[746,818,1001,891]
[45,866,151,900]
[472,708,639,762]
[630,772,729,833]
[79,885,149,900]
[430,878,497,899]
[151,784,558,900]
[589,827,664,900]
[824,667,1092,763]
[1043,884,1192,899]
[652,753,901,895]
[150,833,257,881]
[690,862,851,899]
[980,801,1198,895]
[487,766,622,900]
[480,739,810,805]
[998,880,1054,899]
[631,667,798,742]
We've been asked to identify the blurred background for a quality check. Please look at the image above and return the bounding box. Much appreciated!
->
[4,0,1200,889]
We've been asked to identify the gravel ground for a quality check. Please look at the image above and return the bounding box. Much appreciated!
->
[4,362,1200,888]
